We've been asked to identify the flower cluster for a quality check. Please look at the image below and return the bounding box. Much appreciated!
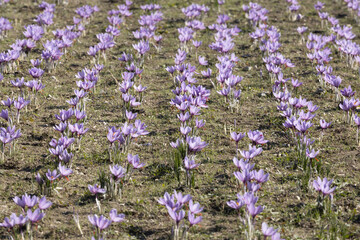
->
[0,194,51,239]
[88,209,125,240]
[158,191,203,239]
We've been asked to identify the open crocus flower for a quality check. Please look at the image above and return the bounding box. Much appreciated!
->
[188,212,202,227]
[184,156,200,170]
[189,200,203,214]
[58,163,73,179]
[247,203,263,218]
[233,157,255,171]
[38,196,52,210]
[167,207,185,226]
[306,149,319,159]
[88,184,106,195]
[230,131,246,143]
[319,119,331,129]
[88,214,111,231]
[174,190,191,205]
[109,164,126,181]
[46,169,60,181]
[252,169,269,184]
[262,222,278,237]
[248,130,268,145]
[227,197,244,210]
[27,209,45,223]
[239,145,263,159]
[128,154,145,169]
[313,177,336,198]
[109,209,125,222]
[186,136,208,153]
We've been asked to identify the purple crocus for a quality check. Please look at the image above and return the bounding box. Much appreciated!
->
[27,209,45,223]
[38,196,52,210]
[239,145,263,159]
[88,214,112,230]
[227,198,244,210]
[252,169,269,184]
[88,184,106,195]
[28,67,44,79]
[58,163,73,179]
[46,169,60,182]
[109,209,125,222]
[133,40,150,55]
[109,164,126,181]
[248,130,268,145]
[230,132,246,144]
[313,177,336,198]
[262,222,278,237]
[186,136,208,153]
[198,56,208,66]
[174,190,191,205]
[13,195,26,209]
[0,216,15,228]
[189,199,203,214]
[184,156,200,170]
[128,154,145,169]
[167,207,185,226]
[247,203,263,218]
[188,212,202,227]
[23,194,38,209]
[319,119,331,129]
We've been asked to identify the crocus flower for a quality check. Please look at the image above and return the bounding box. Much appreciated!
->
[28,67,44,79]
[187,136,208,153]
[234,169,252,184]
[242,192,258,206]
[109,164,126,181]
[227,198,244,209]
[188,212,202,227]
[128,154,145,169]
[313,177,336,198]
[0,216,15,228]
[10,213,27,226]
[158,192,178,209]
[248,130,268,145]
[247,203,263,218]
[184,156,200,170]
[319,119,331,129]
[14,97,30,111]
[13,195,26,209]
[174,190,191,205]
[233,157,254,171]
[109,209,125,222]
[189,199,203,214]
[58,163,73,178]
[230,132,246,143]
[88,214,111,230]
[271,232,285,240]
[239,145,263,159]
[262,222,278,237]
[23,194,38,209]
[38,196,52,210]
[195,118,205,128]
[306,149,319,159]
[35,173,43,185]
[27,209,45,223]
[167,207,185,226]
[88,184,106,195]
[46,169,60,181]
[198,56,208,65]
[252,169,269,183]
[0,109,9,122]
